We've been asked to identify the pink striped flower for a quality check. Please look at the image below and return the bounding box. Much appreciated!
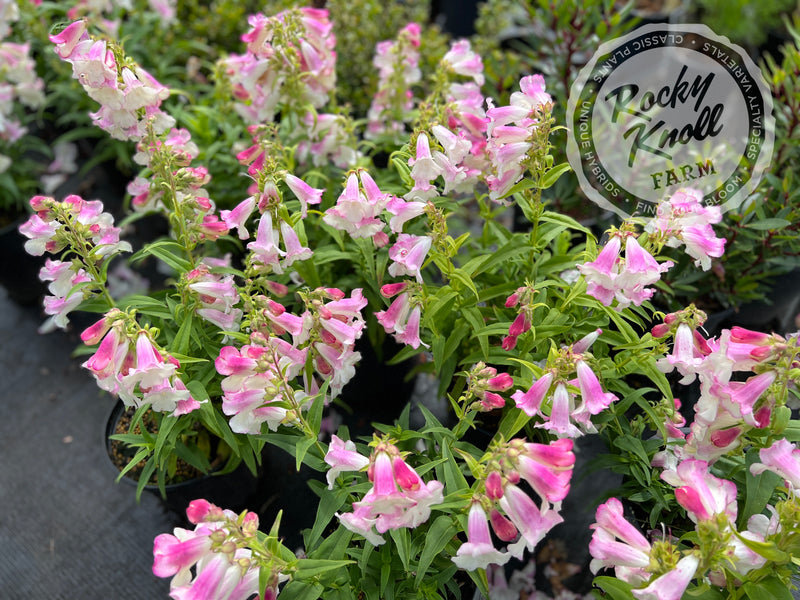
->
[499,483,563,559]
[589,498,652,584]
[387,234,432,283]
[324,435,370,489]
[514,438,575,505]
[662,459,737,523]
[750,439,800,494]
[284,173,323,218]
[452,502,510,571]
[511,371,553,417]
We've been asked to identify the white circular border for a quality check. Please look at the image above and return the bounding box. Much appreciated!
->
[566,23,775,220]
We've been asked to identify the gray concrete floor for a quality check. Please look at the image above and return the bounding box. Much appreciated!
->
[0,286,176,599]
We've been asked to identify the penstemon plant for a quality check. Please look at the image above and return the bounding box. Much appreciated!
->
[17,2,800,599]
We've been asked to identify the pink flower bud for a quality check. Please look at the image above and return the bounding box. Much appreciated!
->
[505,292,520,308]
[651,323,671,338]
[730,326,771,345]
[490,509,518,542]
[486,471,503,500]
[664,312,678,324]
[393,457,421,491]
[266,299,285,315]
[501,335,518,351]
[381,282,408,298]
[263,280,288,297]
[186,499,213,523]
[81,315,113,345]
[481,392,506,410]
[487,373,513,391]
[508,313,530,337]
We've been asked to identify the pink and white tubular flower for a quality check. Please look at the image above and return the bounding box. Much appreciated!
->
[589,498,652,584]
[215,340,307,434]
[387,233,432,283]
[220,196,256,240]
[452,502,510,571]
[631,554,700,600]
[511,371,554,417]
[646,188,726,271]
[442,40,484,86]
[499,482,564,559]
[186,261,243,332]
[50,22,173,141]
[577,233,672,310]
[283,173,323,218]
[575,359,618,416]
[247,211,285,273]
[153,501,266,600]
[661,458,737,523]
[279,220,313,268]
[750,439,800,494]
[324,435,370,489]
[323,171,388,239]
[386,195,426,233]
[365,23,422,140]
[37,259,91,333]
[82,318,130,393]
[376,291,427,350]
[225,8,335,123]
[513,438,575,507]
[296,112,360,169]
[338,442,443,541]
[405,132,443,202]
[656,322,706,384]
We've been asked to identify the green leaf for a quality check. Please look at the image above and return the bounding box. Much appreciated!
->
[742,577,794,600]
[593,575,634,600]
[305,481,351,551]
[277,581,324,600]
[440,443,468,493]
[539,163,572,189]
[294,559,354,580]
[746,218,791,230]
[389,528,411,572]
[497,407,531,441]
[415,515,457,588]
[172,312,194,355]
[130,240,192,273]
[741,448,782,527]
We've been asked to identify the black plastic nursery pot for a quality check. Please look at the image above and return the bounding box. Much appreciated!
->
[0,215,46,306]
[104,399,258,517]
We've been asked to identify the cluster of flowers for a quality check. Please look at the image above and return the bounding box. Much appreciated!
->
[18,194,131,332]
[129,126,229,243]
[214,286,367,434]
[452,437,575,570]
[49,19,174,140]
[577,188,727,312]
[325,437,444,546]
[587,319,800,595]
[222,7,335,124]
[224,127,319,275]
[154,499,285,600]
[0,26,45,172]
[645,188,726,271]
[485,74,552,201]
[509,329,618,438]
[365,22,422,140]
[654,312,797,461]
[81,310,202,416]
